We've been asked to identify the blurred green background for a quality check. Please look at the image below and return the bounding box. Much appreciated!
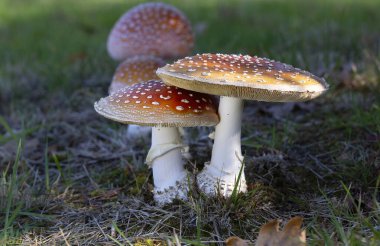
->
[1,0,379,95]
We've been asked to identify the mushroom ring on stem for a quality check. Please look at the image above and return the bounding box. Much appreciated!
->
[94,80,219,206]
[157,53,329,197]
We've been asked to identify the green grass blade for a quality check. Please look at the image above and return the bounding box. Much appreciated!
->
[230,155,245,204]
[106,235,125,246]
[52,153,65,182]
[44,142,50,191]
[0,115,16,139]
[2,139,22,241]
[111,221,132,245]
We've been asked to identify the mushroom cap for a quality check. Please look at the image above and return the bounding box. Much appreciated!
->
[157,53,329,102]
[107,2,194,61]
[95,80,219,127]
[109,55,166,94]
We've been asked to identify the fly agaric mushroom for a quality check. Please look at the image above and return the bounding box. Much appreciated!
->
[94,80,219,205]
[107,2,194,61]
[157,53,329,197]
[109,55,166,139]
[109,55,165,94]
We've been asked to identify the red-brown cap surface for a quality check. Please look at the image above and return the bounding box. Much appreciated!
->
[107,2,194,61]
[95,80,219,127]
[157,53,329,102]
[109,55,166,94]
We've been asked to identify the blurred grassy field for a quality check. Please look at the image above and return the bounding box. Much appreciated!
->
[0,0,379,245]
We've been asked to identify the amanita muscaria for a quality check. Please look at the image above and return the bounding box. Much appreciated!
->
[107,2,194,61]
[108,55,166,138]
[94,80,219,206]
[109,55,165,94]
[157,53,329,197]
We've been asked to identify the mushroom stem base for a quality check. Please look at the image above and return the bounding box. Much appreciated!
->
[197,162,247,197]
[153,171,193,207]
[150,127,190,206]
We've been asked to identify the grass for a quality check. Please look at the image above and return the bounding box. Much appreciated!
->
[0,0,379,244]
[2,140,22,243]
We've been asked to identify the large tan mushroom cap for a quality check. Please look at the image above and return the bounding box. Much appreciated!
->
[157,54,329,102]
[107,2,194,61]
[95,80,219,127]
[109,56,165,94]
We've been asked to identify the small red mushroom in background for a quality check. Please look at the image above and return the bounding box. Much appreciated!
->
[107,2,194,61]
[108,55,166,139]
[109,55,165,94]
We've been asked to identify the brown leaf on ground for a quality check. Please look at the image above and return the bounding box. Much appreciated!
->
[226,236,250,246]
[256,216,306,246]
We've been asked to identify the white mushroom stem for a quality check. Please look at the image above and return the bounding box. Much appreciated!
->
[209,96,244,176]
[128,125,190,161]
[147,127,187,191]
[197,96,246,196]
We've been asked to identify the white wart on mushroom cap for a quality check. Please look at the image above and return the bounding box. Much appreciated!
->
[109,55,166,94]
[107,2,194,61]
[95,80,219,127]
[157,53,329,101]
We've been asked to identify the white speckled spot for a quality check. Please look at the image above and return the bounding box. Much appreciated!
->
[160,95,171,100]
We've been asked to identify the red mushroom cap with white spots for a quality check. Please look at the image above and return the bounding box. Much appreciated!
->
[157,53,329,102]
[107,2,194,61]
[95,80,219,127]
[109,55,166,94]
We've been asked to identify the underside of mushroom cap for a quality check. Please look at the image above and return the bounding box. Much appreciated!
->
[95,80,219,127]
[107,2,194,61]
[157,53,329,102]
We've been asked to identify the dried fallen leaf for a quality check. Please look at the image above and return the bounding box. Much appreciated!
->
[256,216,306,246]
[226,236,250,246]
